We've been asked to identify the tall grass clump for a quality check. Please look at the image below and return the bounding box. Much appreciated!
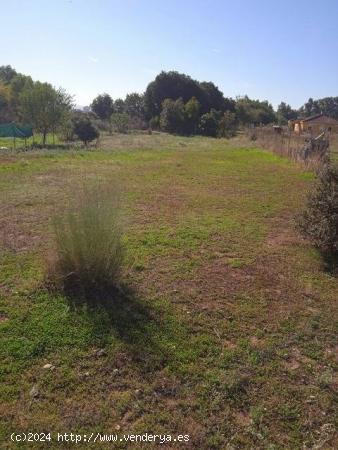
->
[49,181,124,304]
[297,164,338,272]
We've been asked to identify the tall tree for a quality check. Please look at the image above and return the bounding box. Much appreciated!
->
[90,93,114,120]
[144,71,236,120]
[198,110,220,137]
[184,97,201,134]
[20,82,72,145]
[277,102,297,124]
[199,81,235,113]
[10,74,34,108]
[160,98,186,134]
[73,116,99,146]
[235,96,276,125]
[113,98,125,114]
[218,111,238,138]
[144,71,203,119]
[124,93,145,119]
[299,97,338,120]
[0,65,17,84]
[0,83,13,122]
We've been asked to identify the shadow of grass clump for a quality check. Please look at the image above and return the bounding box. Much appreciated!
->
[64,284,191,373]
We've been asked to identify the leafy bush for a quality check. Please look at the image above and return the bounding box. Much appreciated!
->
[90,93,114,120]
[49,182,124,304]
[111,112,129,133]
[149,115,160,130]
[198,110,220,137]
[160,98,186,134]
[217,111,237,138]
[298,165,338,271]
[73,116,99,145]
[184,96,201,134]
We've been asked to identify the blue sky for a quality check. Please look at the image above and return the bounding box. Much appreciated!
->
[3,0,338,108]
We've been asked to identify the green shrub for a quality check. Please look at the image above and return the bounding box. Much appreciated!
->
[73,116,99,145]
[198,110,220,137]
[49,182,124,304]
[111,113,129,133]
[298,165,338,271]
[160,98,186,134]
[149,115,160,130]
[217,111,237,138]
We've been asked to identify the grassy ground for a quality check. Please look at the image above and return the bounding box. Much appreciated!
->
[0,133,62,150]
[0,133,337,449]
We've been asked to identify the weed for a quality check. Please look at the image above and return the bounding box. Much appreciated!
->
[47,180,124,305]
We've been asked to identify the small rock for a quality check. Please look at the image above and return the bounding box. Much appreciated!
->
[84,372,90,377]
[113,368,119,374]
[115,425,121,431]
[135,389,141,395]
[95,349,107,357]
[42,363,55,370]
[30,386,39,398]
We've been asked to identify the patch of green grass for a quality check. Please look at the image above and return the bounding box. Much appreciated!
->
[0,132,337,449]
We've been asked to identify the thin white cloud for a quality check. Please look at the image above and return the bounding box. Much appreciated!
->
[212,48,221,53]
[88,56,98,63]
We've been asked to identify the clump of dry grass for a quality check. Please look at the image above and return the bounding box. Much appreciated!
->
[47,180,124,305]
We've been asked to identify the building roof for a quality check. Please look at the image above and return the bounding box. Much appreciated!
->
[290,114,338,124]
[301,113,324,122]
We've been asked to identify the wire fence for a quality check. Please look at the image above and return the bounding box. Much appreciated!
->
[247,127,332,169]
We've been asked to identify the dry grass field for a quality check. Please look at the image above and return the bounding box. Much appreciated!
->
[0,133,337,449]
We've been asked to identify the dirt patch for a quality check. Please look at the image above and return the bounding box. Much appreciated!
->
[266,226,298,249]
[233,410,252,426]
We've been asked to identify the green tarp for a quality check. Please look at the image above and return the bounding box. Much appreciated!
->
[0,123,33,138]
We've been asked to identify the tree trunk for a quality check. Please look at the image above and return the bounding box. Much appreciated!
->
[42,130,47,146]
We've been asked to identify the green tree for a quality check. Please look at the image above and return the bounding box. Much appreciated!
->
[299,97,338,120]
[144,71,203,119]
[113,98,125,114]
[277,102,297,124]
[300,97,319,117]
[124,93,145,119]
[217,111,237,137]
[199,81,235,114]
[91,93,114,120]
[149,115,160,130]
[10,74,34,118]
[20,82,72,145]
[160,98,186,134]
[0,65,17,84]
[0,83,13,122]
[184,97,201,134]
[144,71,235,120]
[198,110,220,137]
[111,112,129,133]
[73,116,99,145]
[235,96,276,125]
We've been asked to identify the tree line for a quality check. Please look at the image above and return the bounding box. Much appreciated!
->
[1,65,338,144]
